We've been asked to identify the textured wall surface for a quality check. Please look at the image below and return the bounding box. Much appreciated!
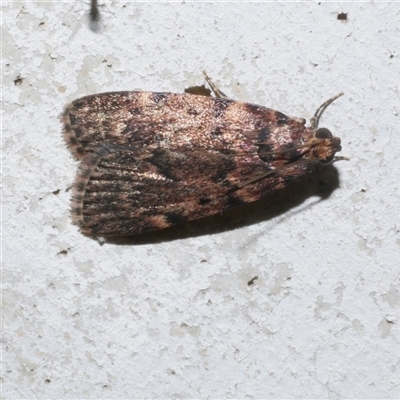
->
[3,1,400,398]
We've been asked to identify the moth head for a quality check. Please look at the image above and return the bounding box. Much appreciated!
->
[313,127,342,165]
[309,92,345,165]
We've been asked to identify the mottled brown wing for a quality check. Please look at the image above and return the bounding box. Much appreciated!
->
[62,91,307,160]
[72,144,308,236]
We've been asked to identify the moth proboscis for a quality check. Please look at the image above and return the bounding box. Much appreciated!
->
[61,73,345,236]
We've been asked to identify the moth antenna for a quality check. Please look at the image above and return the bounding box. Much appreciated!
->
[310,92,344,129]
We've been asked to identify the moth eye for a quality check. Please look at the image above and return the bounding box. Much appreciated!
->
[316,128,332,139]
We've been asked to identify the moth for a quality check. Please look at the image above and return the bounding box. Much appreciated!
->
[61,73,344,236]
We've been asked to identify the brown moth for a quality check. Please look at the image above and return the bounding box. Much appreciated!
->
[61,73,344,236]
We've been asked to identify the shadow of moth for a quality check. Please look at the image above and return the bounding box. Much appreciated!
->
[61,73,344,236]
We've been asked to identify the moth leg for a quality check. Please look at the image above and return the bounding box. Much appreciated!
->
[203,70,228,98]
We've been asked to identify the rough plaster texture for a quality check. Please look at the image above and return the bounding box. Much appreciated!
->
[2,1,400,399]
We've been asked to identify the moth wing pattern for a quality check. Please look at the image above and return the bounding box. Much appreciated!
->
[62,91,308,159]
[62,90,342,236]
[71,144,308,236]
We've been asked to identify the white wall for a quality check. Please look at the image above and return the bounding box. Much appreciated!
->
[3,1,400,398]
